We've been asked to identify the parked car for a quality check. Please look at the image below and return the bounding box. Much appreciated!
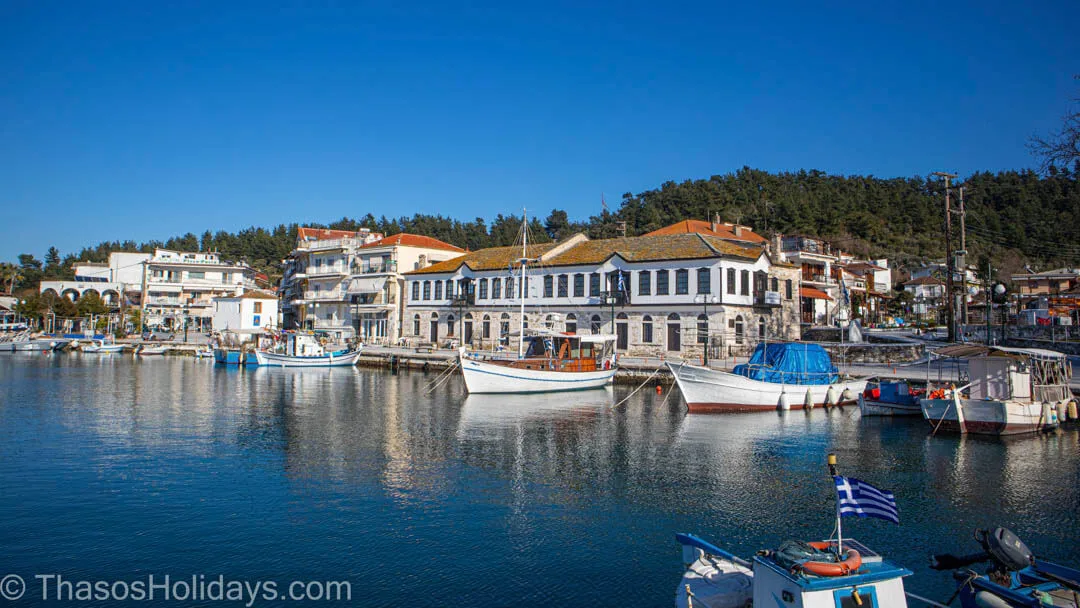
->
[141,331,175,342]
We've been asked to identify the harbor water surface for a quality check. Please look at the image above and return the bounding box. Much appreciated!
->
[1,354,1078,606]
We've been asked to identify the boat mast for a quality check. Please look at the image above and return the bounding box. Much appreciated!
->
[518,208,527,359]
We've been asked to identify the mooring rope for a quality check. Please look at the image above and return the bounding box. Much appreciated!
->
[611,366,664,409]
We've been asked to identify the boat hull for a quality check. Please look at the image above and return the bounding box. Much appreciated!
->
[460,356,616,393]
[667,362,866,413]
[254,349,361,367]
[83,345,125,353]
[920,398,1060,435]
[858,395,922,416]
[213,349,259,366]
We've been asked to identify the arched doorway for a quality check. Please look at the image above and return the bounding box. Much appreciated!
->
[667,313,681,352]
[735,315,744,344]
[429,312,439,343]
[590,314,602,334]
[615,312,628,350]
[499,313,511,345]
[464,313,473,345]
[482,314,491,341]
[565,313,577,334]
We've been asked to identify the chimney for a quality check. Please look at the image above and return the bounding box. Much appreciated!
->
[734,225,744,237]
[711,212,720,233]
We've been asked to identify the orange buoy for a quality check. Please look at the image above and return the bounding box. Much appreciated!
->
[656,385,663,394]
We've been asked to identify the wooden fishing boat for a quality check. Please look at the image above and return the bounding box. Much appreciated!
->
[919,345,1069,435]
[858,378,923,416]
[458,333,617,394]
[254,333,360,367]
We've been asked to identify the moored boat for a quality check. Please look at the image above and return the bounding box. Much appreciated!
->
[81,339,125,354]
[858,378,923,416]
[254,333,360,367]
[668,342,866,413]
[458,333,617,394]
[931,527,1079,608]
[136,345,170,356]
[919,345,1070,436]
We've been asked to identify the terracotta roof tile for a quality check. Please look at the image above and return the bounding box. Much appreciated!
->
[405,243,555,275]
[643,219,767,244]
[362,233,464,253]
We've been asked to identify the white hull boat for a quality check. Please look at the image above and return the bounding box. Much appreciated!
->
[9,339,65,352]
[921,396,1059,435]
[459,355,616,393]
[254,348,361,367]
[136,345,170,356]
[919,345,1071,436]
[82,340,125,354]
[668,362,865,413]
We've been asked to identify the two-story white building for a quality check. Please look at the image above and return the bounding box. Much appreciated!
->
[212,289,279,337]
[403,231,800,358]
[40,252,154,308]
[280,228,464,342]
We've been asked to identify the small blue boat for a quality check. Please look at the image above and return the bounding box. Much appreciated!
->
[932,528,1079,608]
[213,349,259,366]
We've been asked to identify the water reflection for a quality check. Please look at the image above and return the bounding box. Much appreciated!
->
[0,355,1077,606]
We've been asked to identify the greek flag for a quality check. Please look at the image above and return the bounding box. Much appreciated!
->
[834,476,899,524]
[617,273,626,294]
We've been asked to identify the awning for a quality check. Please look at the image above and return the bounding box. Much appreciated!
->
[348,277,388,294]
[800,287,834,301]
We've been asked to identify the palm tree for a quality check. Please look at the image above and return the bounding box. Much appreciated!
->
[0,262,21,295]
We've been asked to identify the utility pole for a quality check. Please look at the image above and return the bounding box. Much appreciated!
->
[958,186,967,339]
[933,172,958,342]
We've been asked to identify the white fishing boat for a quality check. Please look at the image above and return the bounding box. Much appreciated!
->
[81,339,125,354]
[677,455,913,608]
[136,345,170,356]
[456,209,618,394]
[458,333,617,394]
[254,333,361,367]
[919,345,1070,436]
[668,342,866,413]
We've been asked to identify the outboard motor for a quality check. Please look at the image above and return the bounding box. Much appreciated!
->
[931,527,1033,573]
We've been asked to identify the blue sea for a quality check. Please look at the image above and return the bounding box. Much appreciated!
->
[0,354,1077,606]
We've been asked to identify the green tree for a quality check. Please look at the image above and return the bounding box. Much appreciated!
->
[77,291,109,316]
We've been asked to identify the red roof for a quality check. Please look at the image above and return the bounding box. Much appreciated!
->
[362,233,464,253]
[800,286,834,301]
[297,227,359,241]
[643,219,767,244]
[903,276,945,286]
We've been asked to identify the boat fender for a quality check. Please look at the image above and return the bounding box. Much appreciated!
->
[1042,403,1056,427]
[974,591,1014,608]
[1055,402,1066,425]
[1069,399,1078,421]
[800,546,862,577]
[825,386,837,407]
[804,389,814,412]
[840,388,854,403]
[778,391,790,412]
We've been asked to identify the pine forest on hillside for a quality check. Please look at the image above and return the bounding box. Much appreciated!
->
[5,166,1080,295]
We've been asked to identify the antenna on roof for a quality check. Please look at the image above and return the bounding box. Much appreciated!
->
[601,193,608,214]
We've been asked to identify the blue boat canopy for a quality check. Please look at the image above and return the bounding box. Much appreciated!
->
[732,343,839,385]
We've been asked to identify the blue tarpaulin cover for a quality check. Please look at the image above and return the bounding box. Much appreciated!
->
[732,342,839,385]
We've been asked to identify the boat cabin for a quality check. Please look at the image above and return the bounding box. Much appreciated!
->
[498,332,617,372]
[929,345,1072,404]
[751,540,911,608]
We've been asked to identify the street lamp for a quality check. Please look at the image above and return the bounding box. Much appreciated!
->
[599,291,621,334]
[694,294,720,366]
[182,304,189,343]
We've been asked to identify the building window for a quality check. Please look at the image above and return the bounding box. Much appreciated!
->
[741,270,750,296]
[574,274,585,297]
[413,314,421,335]
[771,277,779,292]
[759,316,767,338]
[590,314,602,334]
[478,278,488,299]
[642,315,653,343]
[566,313,577,334]
[735,315,744,344]
[254,302,262,314]
[676,269,689,295]
[189,271,205,279]
[523,277,530,298]
[483,314,491,339]
[697,268,710,294]
[492,277,502,299]
[500,313,511,342]
[446,314,455,336]
[412,282,420,302]
[544,275,553,298]
[558,274,568,298]
[727,268,736,294]
[697,314,709,344]
[422,281,431,300]
[657,270,670,295]
[434,281,443,300]
[638,271,651,296]
[506,277,514,300]
[589,273,600,297]
[785,279,793,299]
[447,279,455,298]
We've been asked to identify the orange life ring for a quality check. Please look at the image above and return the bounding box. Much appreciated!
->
[801,543,862,576]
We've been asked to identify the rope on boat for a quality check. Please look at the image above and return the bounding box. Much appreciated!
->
[423,359,461,395]
[930,393,955,437]
[655,374,679,416]
[611,366,663,410]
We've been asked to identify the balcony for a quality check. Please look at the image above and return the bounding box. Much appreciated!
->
[302,291,348,302]
[146,296,182,306]
[297,238,359,252]
[304,266,349,279]
[352,260,398,275]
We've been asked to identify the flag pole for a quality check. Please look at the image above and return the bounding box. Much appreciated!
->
[828,453,842,555]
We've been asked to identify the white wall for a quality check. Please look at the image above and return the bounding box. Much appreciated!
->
[212,297,278,332]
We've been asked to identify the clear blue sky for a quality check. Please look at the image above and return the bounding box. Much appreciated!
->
[2,0,1077,263]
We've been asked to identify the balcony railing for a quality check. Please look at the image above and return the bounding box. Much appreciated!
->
[303,291,348,301]
[297,238,359,251]
[352,261,398,275]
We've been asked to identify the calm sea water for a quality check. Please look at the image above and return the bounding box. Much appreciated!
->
[0,354,1077,607]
